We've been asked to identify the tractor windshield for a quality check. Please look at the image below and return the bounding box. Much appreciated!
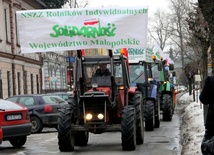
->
[129,64,145,84]
[91,76,111,86]
[152,65,161,81]
[83,61,124,87]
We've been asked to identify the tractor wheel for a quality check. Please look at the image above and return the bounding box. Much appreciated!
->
[69,97,88,146]
[155,94,160,128]
[144,100,155,131]
[121,106,136,151]
[75,131,89,146]
[129,91,144,145]
[58,108,75,152]
[162,94,173,121]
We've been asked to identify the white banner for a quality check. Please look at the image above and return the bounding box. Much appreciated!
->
[113,48,153,63]
[16,6,148,53]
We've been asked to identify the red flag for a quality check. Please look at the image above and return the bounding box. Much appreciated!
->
[120,48,128,58]
[123,48,128,58]
[81,49,85,56]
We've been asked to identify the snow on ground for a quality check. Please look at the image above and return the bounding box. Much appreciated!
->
[178,92,205,155]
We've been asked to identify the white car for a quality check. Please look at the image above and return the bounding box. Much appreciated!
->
[178,85,187,92]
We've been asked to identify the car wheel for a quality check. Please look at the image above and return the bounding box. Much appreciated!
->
[9,136,27,148]
[31,116,43,133]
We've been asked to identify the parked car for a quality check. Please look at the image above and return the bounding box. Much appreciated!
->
[174,85,187,93]
[0,99,32,147]
[178,85,187,92]
[5,94,69,133]
[0,122,2,145]
[51,92,73,102]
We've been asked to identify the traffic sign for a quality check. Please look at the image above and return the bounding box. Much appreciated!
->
[66,57,75,62]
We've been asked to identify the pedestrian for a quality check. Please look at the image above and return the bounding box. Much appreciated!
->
[199,76,214,154]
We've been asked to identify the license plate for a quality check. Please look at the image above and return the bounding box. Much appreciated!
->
[6,114,22,121]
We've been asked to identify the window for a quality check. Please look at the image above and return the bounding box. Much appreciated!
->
[7,71,11,97]
[31,74,34,94]
[17,72,21,95]
[4,8,11,42]
[152,65,161,81]
[23,71,27,94]
[36,75,39,94]
[19,97,35,106]
[0,70,2,98]
[6,97,18,103]
[42,95,67,104]
[15,14,20,45]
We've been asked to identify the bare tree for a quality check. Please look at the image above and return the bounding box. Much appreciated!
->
[198,0,214,75]
[168,0,193,69]
[149,9,172,50]
[68,0,88,8]
[187,4,210,79]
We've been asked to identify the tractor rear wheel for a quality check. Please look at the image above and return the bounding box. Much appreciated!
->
[129,91,144,144]
[121,106,136,151]
[162,94,173,121]
[144,100,155,131]
[58,108,75,152]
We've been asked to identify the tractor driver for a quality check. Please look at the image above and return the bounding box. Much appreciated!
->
[93,63,111,77]
[91,63,111,85]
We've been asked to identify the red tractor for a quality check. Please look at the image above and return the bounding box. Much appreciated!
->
[57,50,144,151]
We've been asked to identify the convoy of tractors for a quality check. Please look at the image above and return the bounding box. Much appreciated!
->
[15,6,177,152]
[58,48,177,151]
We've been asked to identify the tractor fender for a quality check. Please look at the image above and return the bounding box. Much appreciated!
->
[144,97,155,105]
[165,81,172,91]
[150,85,157,100]
[128,86,137,94]
[161,90,173,97]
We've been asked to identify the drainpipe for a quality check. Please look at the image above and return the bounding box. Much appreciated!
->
[9,2,16,95]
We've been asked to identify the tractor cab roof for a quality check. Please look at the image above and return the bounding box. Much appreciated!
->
[81,55,127,64]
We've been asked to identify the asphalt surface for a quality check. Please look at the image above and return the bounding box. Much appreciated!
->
[0,94,185,155]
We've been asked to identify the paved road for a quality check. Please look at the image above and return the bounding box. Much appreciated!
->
[0,103,183,155]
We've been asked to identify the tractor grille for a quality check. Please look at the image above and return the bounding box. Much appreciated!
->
[84,97,106,122]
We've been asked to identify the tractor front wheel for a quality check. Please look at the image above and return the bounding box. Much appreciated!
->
[58,108,75,152]
[129,91,144,144]
[144,100,155,131]
[121,106,136,151]
[162,94,173,121]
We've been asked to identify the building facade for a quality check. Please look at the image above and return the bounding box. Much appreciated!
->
[41,52,67,93]
[0,0,68,98]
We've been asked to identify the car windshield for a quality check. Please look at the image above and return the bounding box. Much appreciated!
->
[42,95,68,104]
[0,100,22,110]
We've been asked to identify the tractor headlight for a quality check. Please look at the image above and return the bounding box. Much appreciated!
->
[118,85,124,90]
[148,78,153,82]
[85,113,93,120]
[92,83,98,88]
[97,113,104,120]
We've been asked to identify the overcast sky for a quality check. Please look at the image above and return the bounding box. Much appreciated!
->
[87,0,169,16]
